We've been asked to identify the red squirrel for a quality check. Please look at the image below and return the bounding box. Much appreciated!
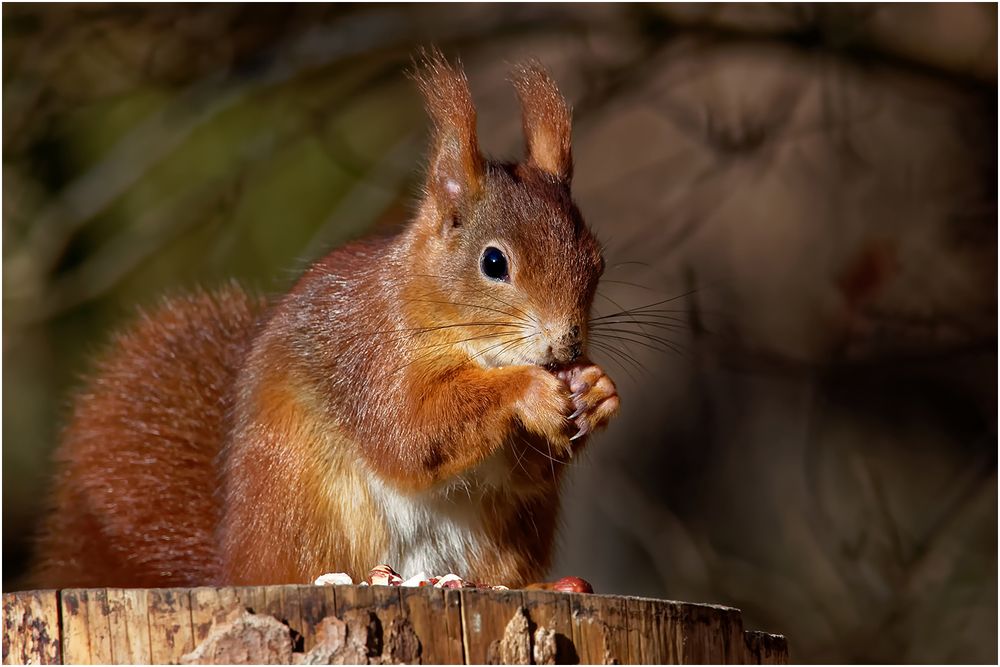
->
[33,51,619,589]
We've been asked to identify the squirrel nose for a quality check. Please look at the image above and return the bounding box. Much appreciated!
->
[554,324,583,363]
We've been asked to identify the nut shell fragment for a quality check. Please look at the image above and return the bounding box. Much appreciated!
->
[434,573,465,588]
[314,572,354,586]
[400,572,432,587]
[368,564,403,586]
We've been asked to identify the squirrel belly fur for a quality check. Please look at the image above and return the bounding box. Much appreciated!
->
[34,51,620,588]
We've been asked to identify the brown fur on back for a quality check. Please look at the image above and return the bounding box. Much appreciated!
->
[33,284,264,588]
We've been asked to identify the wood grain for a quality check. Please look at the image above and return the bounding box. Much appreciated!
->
[3,585,788,664]
[458,588,524,664]
[104,588,152,664]
[571,591,629,665]
[398,586,464,664]
[2,590,61,665]
[745,631,790,665]
[231,586,267,617]
[145,588,195,664]
[335,583,404,631]
[58,590,91,665]
[189,587,241,645]
[295,584,336,653]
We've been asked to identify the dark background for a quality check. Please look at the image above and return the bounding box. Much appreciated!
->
[3,4,996,662]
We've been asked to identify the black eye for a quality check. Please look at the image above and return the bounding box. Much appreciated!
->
[481,246,509,282]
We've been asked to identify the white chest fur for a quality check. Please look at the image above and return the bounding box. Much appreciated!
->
[365,451,511,579]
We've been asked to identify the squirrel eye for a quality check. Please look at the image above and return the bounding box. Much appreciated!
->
[481,246,509,282]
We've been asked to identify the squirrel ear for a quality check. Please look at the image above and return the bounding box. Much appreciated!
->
[413,48,484,218]
[510,62,573,182]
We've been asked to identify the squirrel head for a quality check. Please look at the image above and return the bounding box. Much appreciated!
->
[406,50,604,369]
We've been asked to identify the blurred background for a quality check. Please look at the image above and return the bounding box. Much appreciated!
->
[3,3,996,662]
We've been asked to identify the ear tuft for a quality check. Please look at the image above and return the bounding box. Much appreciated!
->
[412,47,484,215]
[510,61,573,182]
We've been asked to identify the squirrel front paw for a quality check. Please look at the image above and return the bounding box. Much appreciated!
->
[555,362,619,443]
[514,366,574,452]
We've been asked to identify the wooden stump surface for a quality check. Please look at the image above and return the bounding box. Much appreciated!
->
[2,585,787,664]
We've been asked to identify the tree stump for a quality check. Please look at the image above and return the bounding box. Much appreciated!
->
[2,586,788,664]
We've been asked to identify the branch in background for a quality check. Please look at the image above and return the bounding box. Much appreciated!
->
[300,130,423,262]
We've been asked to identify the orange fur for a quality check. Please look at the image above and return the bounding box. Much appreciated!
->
[34,51,618,589]
[33,285,262,587]
[511,62,574,181]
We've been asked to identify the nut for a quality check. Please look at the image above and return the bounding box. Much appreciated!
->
[314,572,353,586]
[368,564,402,586]
[400,572,431,587]
[435,573,465,589]
[553,576,594,594]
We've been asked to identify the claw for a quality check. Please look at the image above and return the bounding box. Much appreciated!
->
[570,428,587,441]
[568,406,586,420]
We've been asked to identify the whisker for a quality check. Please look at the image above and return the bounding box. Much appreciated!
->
[592,326,689,351]
[589,288,699,322]
[591,330,687,358]
[587,340,639,382]
[381,330,523,380]
[475,291,535,324]
[599,278,658,292]
[402,298,529,323]
[346,325,527,363]
[347,320,528,346]
[593,336,649,368]
[510,438,531,478]
[592,310,689,325]
[518,436,568,469]
[409,275,538,324]
[588,339,645,379]
[595,290,665,343]
[592,329,688,356]
[546,437,557,483]
[594,346,636,382]
[466,332,538,366]
[591,317,689,331]
[404,330,513,354]
[588,329,681,354]
[599,305,690,315]
[592,327,686,354]
[592,310,689,324]
[607,260,651,271]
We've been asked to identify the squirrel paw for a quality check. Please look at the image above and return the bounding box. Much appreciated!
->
[515,366,574,452]
[556,363,619,444]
